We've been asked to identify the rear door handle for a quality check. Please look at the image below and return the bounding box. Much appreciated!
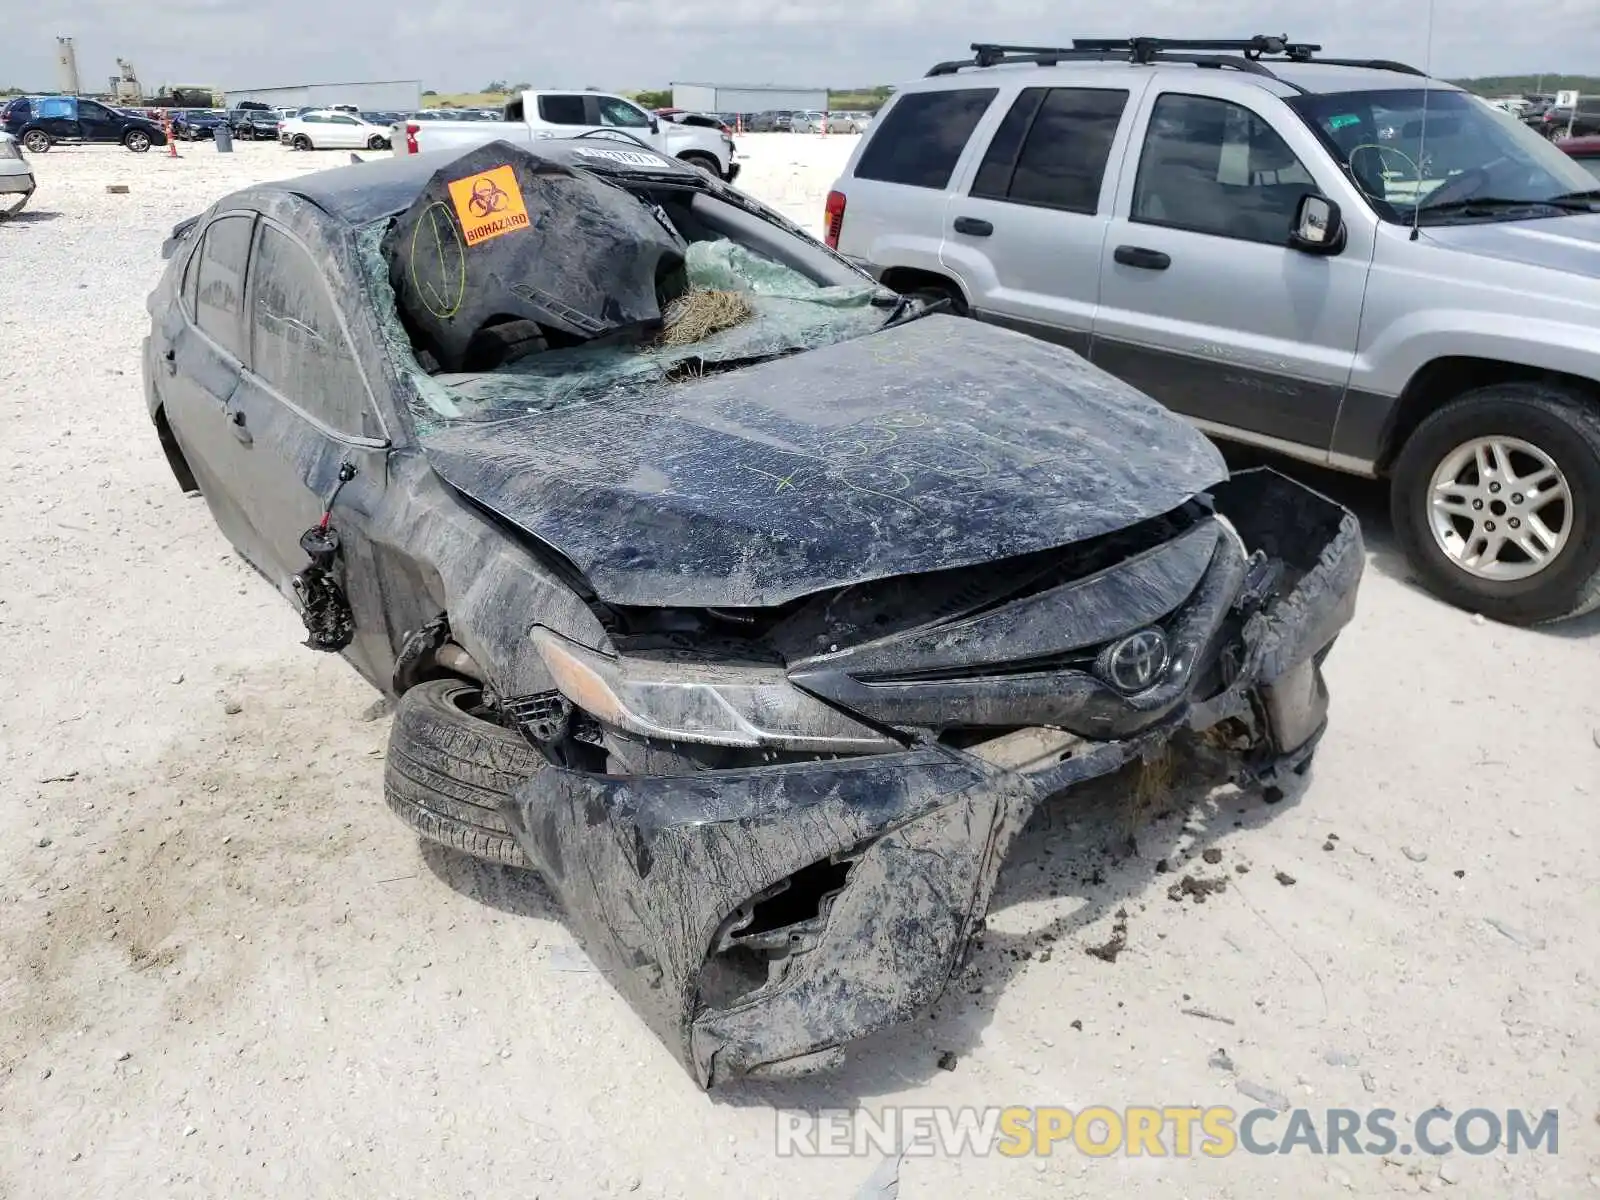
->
[229,409,252,445]
[1114,245,1171,270]
[953,216,993,237]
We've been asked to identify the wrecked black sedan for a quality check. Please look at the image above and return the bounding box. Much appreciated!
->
[143,139,1362,1088]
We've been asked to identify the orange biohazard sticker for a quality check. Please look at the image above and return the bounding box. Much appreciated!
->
[446,164,530,248]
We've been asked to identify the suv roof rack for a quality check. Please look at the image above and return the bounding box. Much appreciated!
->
[926,36,1426,83]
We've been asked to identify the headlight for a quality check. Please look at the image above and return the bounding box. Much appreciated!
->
[0,138,20,161]
[531,627,897,753]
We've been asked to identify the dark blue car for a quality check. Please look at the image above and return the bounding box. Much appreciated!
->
[1,94,167,153]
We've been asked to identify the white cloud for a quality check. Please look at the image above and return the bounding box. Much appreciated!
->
[6,1,1597,94]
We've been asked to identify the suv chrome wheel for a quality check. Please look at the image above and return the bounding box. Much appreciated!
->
[1427,436,1571,581]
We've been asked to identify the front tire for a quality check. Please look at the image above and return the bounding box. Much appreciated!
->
[1390,382,1600,624]
[677,151,719,175]
[367,134,388,150]
[292,134,312,151]
[125,129,152,152]
[22,129,50,153]
[384,678,541,867]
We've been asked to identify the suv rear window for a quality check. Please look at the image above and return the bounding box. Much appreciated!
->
[539,95,588,125]
[971,87,1128,212]
[853,88,997,189]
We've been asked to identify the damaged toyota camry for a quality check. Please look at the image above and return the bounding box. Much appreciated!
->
[143,138,1363,1088]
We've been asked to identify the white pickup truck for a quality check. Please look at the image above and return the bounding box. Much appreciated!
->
[398,90,739,182]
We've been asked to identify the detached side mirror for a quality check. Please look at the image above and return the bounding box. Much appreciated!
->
[1289,194,1345,255]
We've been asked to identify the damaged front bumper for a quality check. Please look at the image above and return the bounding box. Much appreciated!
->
[498,468,1363,1087]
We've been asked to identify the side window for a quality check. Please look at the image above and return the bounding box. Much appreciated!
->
[971,87,1128,212]
[194,214,254,361]
[853,88,997,189]
[1132,93,1317,245]
[538,94,589,126]
[597,97,650,128]
[332,116,358,126]
[248,222,369,436]
[38,97,73,119]
[78,101,111,121]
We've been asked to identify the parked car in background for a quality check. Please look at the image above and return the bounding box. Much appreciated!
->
[280,110,392,151]
[230,109,283,140]
[744,111,794,132]
[829,36,1600,624]
[361,111,404,128]
[1,94,167,152]
[0,131,35,216]
[1560,134,1600,179]
[173,109,227,140]
[1541,100,1600,139]
[789,110,829,132]
[401,89,738,181]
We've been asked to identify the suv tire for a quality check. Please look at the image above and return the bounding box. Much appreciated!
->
[384,677,539,867]
[1390,382,1600,624]
[124,129,152,152]
[21,129,50,153]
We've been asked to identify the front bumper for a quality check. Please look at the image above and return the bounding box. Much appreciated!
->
[498,468,1363,1088]
[0,170,34,196]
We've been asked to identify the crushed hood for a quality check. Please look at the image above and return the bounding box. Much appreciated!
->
[418,316,1227,607]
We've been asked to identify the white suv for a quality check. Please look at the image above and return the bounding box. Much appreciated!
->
[827,37,1600,624]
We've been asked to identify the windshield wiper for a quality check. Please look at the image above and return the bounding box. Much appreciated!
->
[1549,188,1600,204]
[881,293,952,330]
[1416,196,1595,221]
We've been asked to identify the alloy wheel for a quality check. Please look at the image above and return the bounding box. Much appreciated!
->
[1427,435,1572,581]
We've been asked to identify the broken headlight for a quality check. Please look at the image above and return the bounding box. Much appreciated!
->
[531,627,897,753]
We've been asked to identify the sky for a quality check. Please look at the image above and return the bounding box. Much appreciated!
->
[4,1,1598,95]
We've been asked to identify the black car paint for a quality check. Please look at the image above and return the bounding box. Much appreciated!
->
[420,317,1227,608]
[503,467,1361,1086]
[144,142,1362,1088]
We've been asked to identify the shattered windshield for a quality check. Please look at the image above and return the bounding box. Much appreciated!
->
[1288,88,1599,223]
[356,169,896,435]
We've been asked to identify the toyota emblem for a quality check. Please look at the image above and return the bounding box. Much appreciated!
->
[1098,629,1170,694]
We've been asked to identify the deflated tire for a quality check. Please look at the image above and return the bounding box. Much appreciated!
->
[383,678,543,866]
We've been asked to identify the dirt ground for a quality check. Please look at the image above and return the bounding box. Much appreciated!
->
[0,134,1596,1200]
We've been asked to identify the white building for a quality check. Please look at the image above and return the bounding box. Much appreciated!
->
[223,79,422,112]
[669,83,828,113]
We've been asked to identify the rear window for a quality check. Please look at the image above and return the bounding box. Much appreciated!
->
[538,95,588,125]
[853,88,997,189]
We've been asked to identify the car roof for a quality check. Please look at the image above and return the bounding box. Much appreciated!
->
[243,138,703,225]
[902,58,1451,101]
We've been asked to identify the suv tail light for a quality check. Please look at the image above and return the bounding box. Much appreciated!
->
[823,189,846,249]
[405,122,420,154]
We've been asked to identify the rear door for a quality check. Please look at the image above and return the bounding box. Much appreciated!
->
[157,211,276,567]
[1090,84,1370,454]
[534,93,597,138]
[835,86,998,280]
[35,96,81,141]
[940,81,1147,355]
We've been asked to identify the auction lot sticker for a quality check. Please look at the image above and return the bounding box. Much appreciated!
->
[446,164,531,247]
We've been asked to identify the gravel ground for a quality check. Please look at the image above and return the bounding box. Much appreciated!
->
[0,135,1596,1200]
